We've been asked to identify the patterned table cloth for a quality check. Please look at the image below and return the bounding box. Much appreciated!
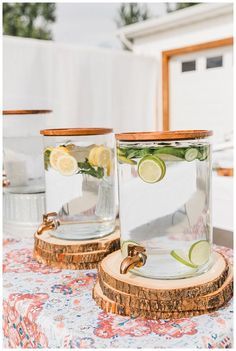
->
[3,237,233,349]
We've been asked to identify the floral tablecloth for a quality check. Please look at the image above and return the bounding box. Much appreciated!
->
[3,237,233,349]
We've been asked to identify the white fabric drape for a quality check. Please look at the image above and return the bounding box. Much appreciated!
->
[3,36,158,132]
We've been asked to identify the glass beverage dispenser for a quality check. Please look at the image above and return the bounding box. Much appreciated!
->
[3,110,51,235]
[38,128,116,240]
[3,109,50,192]
[116,130,213,279]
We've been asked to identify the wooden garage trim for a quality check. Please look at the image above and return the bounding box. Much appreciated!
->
[162,37,233,130]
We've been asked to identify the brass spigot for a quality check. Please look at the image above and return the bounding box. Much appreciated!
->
[120,244,147,274]
[37,212,60,235]
[2,173,10,187]
[3,178,10,187]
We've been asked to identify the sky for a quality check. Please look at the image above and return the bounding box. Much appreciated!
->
[53,3,167,48]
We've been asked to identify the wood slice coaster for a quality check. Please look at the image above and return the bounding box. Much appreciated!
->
[34,253,98,270]
[33,227,120,270]
[98,251,229,300]
[93,250,233,319]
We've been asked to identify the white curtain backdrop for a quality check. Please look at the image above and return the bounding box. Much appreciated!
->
[3,36,158,132]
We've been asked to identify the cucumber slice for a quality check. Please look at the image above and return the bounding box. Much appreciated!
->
[138,155,166,183]
[170,250,198,268]
[189,240,210,266]
[185,148,198,162]
[197,146,209,161]
[126,149,140,159]
[118,155,137,165]
[155,154,184,162]
[154,147,185,160]
[121,240,140,256]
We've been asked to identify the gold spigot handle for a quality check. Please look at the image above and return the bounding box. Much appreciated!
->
[2,173,10,187]
[3,178,10,187]
[37,212,60,235]
[120,244,147,274]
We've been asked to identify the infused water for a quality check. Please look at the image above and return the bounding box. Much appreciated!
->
[117,136,212,279]
[43,130,116,240]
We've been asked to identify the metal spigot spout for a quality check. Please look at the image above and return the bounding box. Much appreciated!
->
[2,178,10,187]
[36,212,60,235]
[2,173,10,187]
[120,244,147,274]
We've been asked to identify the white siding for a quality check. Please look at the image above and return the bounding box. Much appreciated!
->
[131,11,233,135]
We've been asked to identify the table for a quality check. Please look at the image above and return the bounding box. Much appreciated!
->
[3,237,233,349]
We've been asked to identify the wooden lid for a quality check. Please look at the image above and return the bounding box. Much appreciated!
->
[116,130,213,141]
[41,128,113,136]
[3,109,52,115]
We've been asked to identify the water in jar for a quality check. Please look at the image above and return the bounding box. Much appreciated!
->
[44,137,116,240]
[117,140,212,279]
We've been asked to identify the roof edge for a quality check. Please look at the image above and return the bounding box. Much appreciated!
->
[117,3,233,40]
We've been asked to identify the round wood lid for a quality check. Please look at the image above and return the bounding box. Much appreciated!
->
[116,130,213,141]
[41,128,113,136]
[3,109,52,115]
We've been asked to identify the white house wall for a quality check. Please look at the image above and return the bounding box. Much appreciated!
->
[131,12,233,132]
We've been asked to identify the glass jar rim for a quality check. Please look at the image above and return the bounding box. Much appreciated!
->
[40,128,113,136]
[116,130,213,141]
[3,110,52,116]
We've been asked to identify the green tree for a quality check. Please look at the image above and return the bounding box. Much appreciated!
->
[166,3,200,13]
[3,3,56,40]
[116,3,150,28]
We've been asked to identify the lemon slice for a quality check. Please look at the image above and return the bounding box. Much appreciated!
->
[56,155,78,176]
[88,145,112,175]
[88,146,100,166]
[97,146,113,176]
[49,146,69,170]
[138,155,166,183]
[96,146,111,167]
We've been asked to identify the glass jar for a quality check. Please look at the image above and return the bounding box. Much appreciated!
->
[116,130,213,279]
[40,128,116,240]
[3,109,51,193]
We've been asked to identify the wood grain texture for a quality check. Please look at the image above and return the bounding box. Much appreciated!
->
[98,250,229,300]
[162,52,170,131]
[98,267,233,312]
[3,110,52,115]
[34,252,99,270]
[93,275,233,319]
[34,246,108,264]
[163,37,233,58]
[33,228,120,270]
[116,130,213,141]
[40,128,113,136]
[34,228,120,253]
[162,37,233,131]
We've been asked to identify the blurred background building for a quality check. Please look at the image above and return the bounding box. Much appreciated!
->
[2,2,234,245]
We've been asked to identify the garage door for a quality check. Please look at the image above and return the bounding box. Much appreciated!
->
[169,45,233,142]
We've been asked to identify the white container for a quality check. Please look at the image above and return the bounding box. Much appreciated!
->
[3,109,51,193]
[3,110,51,236]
